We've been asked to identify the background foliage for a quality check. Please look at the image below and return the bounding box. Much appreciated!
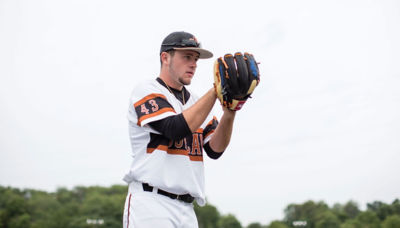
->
[0,185,399,228]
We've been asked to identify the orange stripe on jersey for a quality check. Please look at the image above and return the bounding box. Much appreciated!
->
[147,145,203,162]
[147,145,168,153]
[133,93,167,108]
[137,107,175,126]
[189,156,203,162]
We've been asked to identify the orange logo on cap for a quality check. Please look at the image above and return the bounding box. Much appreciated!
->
[189,36,198,44]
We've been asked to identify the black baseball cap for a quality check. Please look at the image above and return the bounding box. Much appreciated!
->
[160,31,213,59]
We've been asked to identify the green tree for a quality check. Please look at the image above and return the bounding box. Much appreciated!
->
[343,201,360,220]
[332,203,348,223]
[55,187,74,204]
[355,211,380,228]
[382,215,400,228]
[67,216,88,228]
[0,187,29,227]
[367,201,392,221]
[247,222,263,228]
[340,219,361,228]
[194,203,220,228]
[284,200,329,228]
[8,213,31,228]
[268,220,289,228]
[218,214,242,228]
[315,211,340,228]
[26,190,61,222]
[78,186,125,228]
[4,184,400,228]
[332,201,361,223]
[391,199,400,215]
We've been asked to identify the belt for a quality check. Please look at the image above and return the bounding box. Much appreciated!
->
[142,183,195,204]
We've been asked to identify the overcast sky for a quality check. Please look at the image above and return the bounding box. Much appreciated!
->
[1,0,400,226]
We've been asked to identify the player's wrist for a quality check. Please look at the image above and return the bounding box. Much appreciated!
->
[223,107,236,117]
[209,87,217,99]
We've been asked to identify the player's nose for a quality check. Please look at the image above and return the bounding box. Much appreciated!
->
[189,60,197,69]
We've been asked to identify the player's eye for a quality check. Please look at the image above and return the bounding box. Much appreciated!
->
[184,55,199,62]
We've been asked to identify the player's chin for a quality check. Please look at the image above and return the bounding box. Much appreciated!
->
[180,76,193,85]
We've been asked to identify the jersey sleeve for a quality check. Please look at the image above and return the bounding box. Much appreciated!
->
[148,113,192,140]
[134,93,176,126]
[128,81,176,127]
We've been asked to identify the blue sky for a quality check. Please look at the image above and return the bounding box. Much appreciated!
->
[1,0,399,225]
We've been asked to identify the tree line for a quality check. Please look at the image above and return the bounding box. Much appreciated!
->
[1,185,399,228]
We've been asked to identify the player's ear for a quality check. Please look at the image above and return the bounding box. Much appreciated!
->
[160,52,170,66]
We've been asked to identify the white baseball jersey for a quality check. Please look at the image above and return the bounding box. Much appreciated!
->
[123,79,218,206]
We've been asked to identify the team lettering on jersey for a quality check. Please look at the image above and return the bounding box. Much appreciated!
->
[169,130,204,161]
[147,130,204,162]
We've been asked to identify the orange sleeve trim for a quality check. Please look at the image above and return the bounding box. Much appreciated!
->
[134,93,168,108]
[137,107,175,126]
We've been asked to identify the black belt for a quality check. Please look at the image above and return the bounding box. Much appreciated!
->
[142,183,195,204]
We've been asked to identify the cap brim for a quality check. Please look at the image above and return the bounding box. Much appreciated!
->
[173,47,213,59]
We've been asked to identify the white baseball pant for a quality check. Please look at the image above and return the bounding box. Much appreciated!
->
[123,181,198,228]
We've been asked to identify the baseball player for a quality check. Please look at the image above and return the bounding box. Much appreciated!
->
[122,31,259,228]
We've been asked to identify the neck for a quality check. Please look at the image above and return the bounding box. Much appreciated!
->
[159,74,183,91]
[157,77,187,105]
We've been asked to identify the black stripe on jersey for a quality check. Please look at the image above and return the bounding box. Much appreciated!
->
[147,133,170,149]
[134,93,175,126]
[147,132,204,162]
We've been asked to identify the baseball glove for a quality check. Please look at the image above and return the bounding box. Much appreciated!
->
[214,52,260,111]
